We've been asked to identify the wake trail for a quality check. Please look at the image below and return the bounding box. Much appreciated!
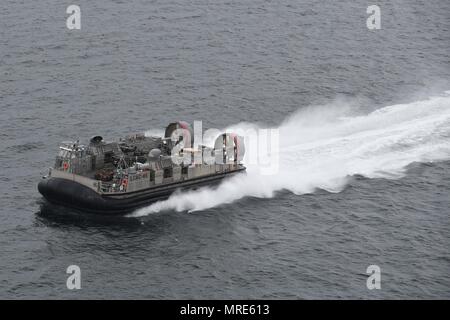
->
[129,92,450,217]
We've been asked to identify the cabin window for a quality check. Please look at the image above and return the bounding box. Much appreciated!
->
[104,151,113,164]
[163,168,173,178]
[149,170,155,181]
[55,159,62,168]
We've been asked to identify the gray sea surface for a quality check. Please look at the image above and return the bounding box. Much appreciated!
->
[0,0,449,298]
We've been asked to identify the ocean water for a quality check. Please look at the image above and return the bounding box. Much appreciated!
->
[0,0,449,299]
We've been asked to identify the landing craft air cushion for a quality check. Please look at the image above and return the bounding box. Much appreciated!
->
[38,121,245,214]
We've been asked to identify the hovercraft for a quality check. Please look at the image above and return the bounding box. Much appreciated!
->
[38,121,245,214]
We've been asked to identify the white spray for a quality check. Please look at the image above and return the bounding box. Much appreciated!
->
[129,92,450,217]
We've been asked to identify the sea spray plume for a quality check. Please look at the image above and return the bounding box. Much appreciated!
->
[129,93,450,217]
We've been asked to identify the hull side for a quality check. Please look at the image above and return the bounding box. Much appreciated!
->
[38,170,244,215]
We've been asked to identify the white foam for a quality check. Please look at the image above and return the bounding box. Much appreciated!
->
[129,93,450,217]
